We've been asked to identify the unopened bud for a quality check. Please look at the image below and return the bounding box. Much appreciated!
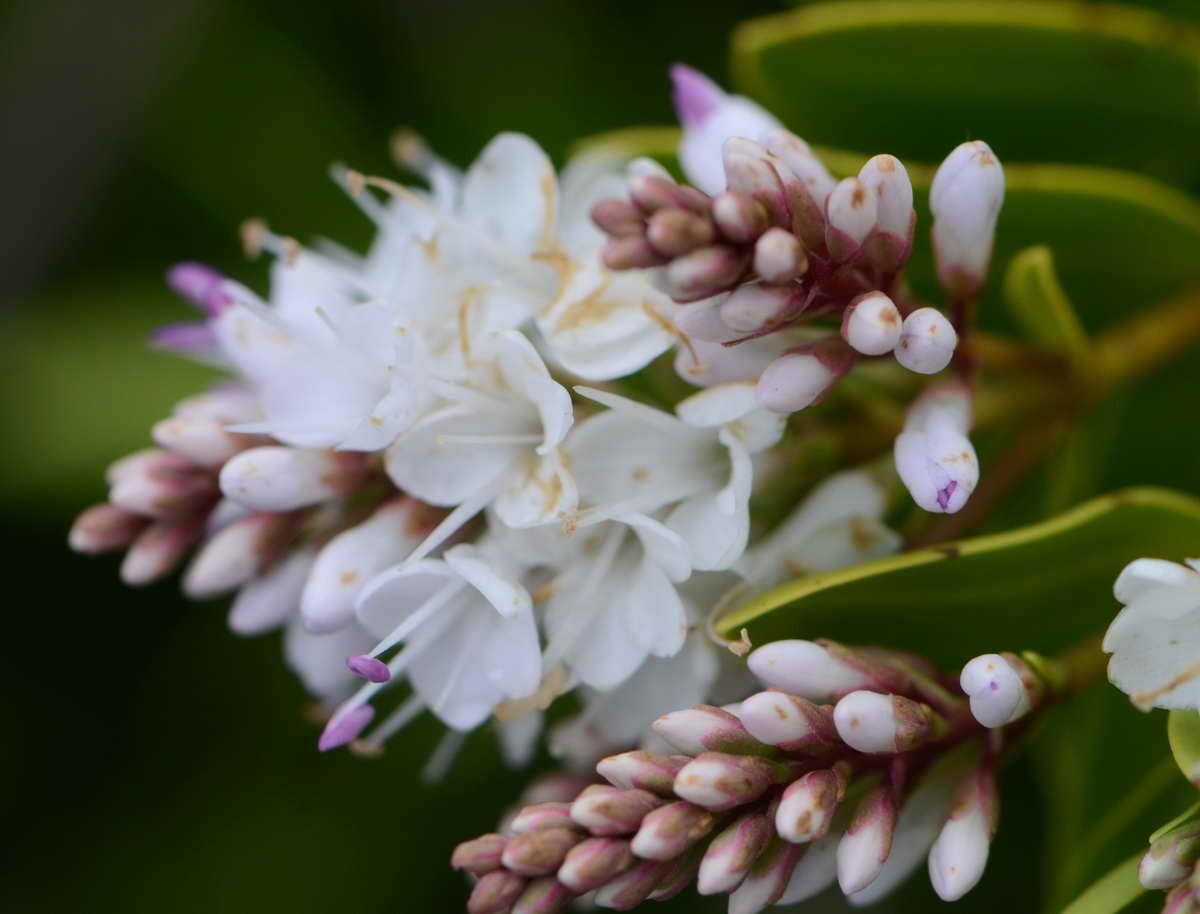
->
[219,447,366,512]
[570,785,663,836]
[728,834,804,914]
[672,300,737,343]
[747,639,908,702]
[837,784,897,894]
[596,751,689,797]
[928,765,998,901]
[841,291,902,356]
[698,809,773,894]
[753,227,807,282]
[672,752,785,811]
[1140,821,1200,890]
[931,141,1004,300]
[776,769,843,843]
[652,705,770,756]
[719,283,798,334]
[825,177,877,262]
[833,691,940,754]
[858,155,914,271]
[712,191,769,243]
[756,340,855,414]
[761,129,836,251]
[739,690,837,754]
[602,235,668,270]
[228,547,314,635]
[468,869,526,914]
[452,834,508,875]
[1165,883,1200,914]
[665,245,749,301]
[591,199,645,237]
[182,512,301,599]
[556,837,634,893]
[631,801,717,860]
[722,138,790,228]
[646,208,716,256]
[894,307,957,374]
[894,381,978,514]
[512,877,574,914]
[510,803,580,835]
[647,846,704,900]
[69,503,147,554]
[960,653,1034,728]
[592,858,673,910]
[152,415,259,468]
[502,829,582,877]
[121,515,205,586]
[110,460,217,519]
[629,174,709,216]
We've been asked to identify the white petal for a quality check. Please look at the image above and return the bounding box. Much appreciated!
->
[623,513,693,582]
[444,543,532,620]
[354,559,458,640]
[228,548,315,636]
[1106,602,1200,709]
[675,381,760,427]
[1114,558,1200,608]
[462,132,557,255]
[624,556,689,658]
[493,330,574,452]
[283,618,373,701]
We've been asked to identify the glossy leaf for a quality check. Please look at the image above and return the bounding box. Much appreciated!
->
[1004,245,1088,362]
[732,1,1200,188]
[1168,710,1200,787]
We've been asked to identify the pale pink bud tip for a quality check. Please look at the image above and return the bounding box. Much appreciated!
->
[670,63,722,128]
[452,834,508,875]
[468,870,526,914]
[317,705,374,751]
[69,503,146,554]
[346,654,390,683]
[166,261,231,316]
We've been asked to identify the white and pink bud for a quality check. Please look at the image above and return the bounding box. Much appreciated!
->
[960,653,1038,728]
[631,800,717,860]
[664,244,749,301]
[151,414,260,468]
[652,705,769,756]
[894,381,978,514]
[672,752,785,810]
[512,878,574,914]
[833,691,941,754]
[824,177,877,262]
[697,809,773,894]
[841,291,902,356]
[857,154,914,271]
[722,137,790,229]
[69,503,147,554]
[928,765,999,901]
[931,140,1005,299]
[590,198,645,237]
[602,235,668,270]
[570,785,663,836]
[182,511,301,599]
[756,339,856,414]
[738,690,837,754]
[747,639,909,703]
[728,834,804,914]
[761,129,837,250]
[452,834,509,875]
[109,455,217,518]
[556,837,634,893]
[120,515,205,586]
[510,803,580,836]
[837,784,897,894]
[646,208,716,257]
[894,306,957,374]
[719,283,799,334]
[1139,819,1200,890]
[592,858,674,910]
[671,64,782,196]
[753,227,808,282]
[1164,883,1200,914]
[627,174,710,216]
[219,447,367,512]
[597,751,689,797]
[467,870,526,914]
[501,829,582,877]
[775,768,844,843]
[712,191,769,243]
[227,547,315,635]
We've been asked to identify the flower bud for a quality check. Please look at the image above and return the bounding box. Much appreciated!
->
[833,691,941,754]
[592,858,673,910]
[825,177,877,262]
[960,653,1033,728]
[673,300,738,344]
[120,515,205,586]
[761,129,836,250]
[228,547,314,636]
[718,283,798,334]
[671,64,781,195]
[647,846,704,900]
[698,809,773,894]
[219,447,365,512]
[928,766,998,901]
[753,227,808,282]
[110,459,217,519]
[722,137,790,229]
[837,784,897,894]
[69,503,147,554]
[570,785,663,836]
[894,381,978,514]
[739,690,837,754]
[1164,883,1199,914]
[182,512,301,599]
[776,822,841,904]
[601,235,668,270]
[510,803,580,835]
[452,834,508,875]
[776,769,844,843]
[596,751,689,797]
[468,870,526,914]
[931,141,1005,299]
[631,800,717,860]
[712,191,769,243]
[728,834,804,914]
[858,155,914,271]
[841,291,902,356]
[591,199,645,237]
[756,339,856,414]
[748,639,906,702]
[646,208,716,256]
[664,245,749,301]
[166,261,231,315]
[1140,821,1200,890]
[652,705,770,756]
[512,877,574,914]
[151,415,257,468]
[628,174,709,216]
[894,307,957,374]
[556,837,634,893]
[502,829,582,877]
[672,752,785,810]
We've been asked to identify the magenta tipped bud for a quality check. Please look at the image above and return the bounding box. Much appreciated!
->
[672,752,785,811]
[510,803,580,835]
[346,654,390,683]
[739,690,838,754]
[652,705,770,756]
[1139,820,1200,890]
[728,835,804,914]
[631,800,718,860]
[502,829,582,877]
[747,639,911,703]
[776,769,843,843]
[570,785,663,836]
[166,261,231,316]
[317,704,375,752]
[646,208,716,256]
[837,784,897,894]
[833,691,940,754]
[512,878,575,914]
[960,653,1038,728]
[591,199,645,237]
[452,834,508,875]
[698,809,773,894]
[556,837,634,893]
[601,235,668,270]
[592,858,673,910]
[664,244,749,301]
[825,177,877,262]
[753,227,808,283]
[69,503,147,554]
[712,191,769,244]
[596,751,689,797]
[468,869,526,914]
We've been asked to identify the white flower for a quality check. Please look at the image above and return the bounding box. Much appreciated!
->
[894,382,978,514]
[1104,558,1200,710]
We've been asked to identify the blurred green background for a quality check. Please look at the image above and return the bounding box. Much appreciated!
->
[4,0,1200,912]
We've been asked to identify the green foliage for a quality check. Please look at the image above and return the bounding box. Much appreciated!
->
[1004,246,1089,362]
[1169,710,1200,786]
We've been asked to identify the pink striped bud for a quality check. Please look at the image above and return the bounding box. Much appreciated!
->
[841,291,902,356]
[69,503,147,554]
[719,283,798,334]
[1140,820,1200,890]
[106,448,189,487]
[602,235,668,270]
[756,339,856,414]
[825,177,877,262]
[570,785,663,836]
[596,751,689,797]
[151,415,259,468]
[712,191,769,243]
[698,809,772,894]
[468,869,526,914]
[512,878,574,914]
[895,307,957,374]
[747,639,911,703]
[728,834,804,914]
[928,764,998,901]
[753,227,807,282]
[776,769,844,843]
[652,705,769,756]
[665,244,749,301]
[452,834,508,875]
[722,138,790,229]
[837,784,897,894]
[628,174,709,216]
[182,512,302,599]
[739,690,838,754]
[592,858,673,910]
[110,459,217,519]
[646,208,716,256]
[228,547,314,635]
[631,800,717,860]
[219,447,366,512]
[857,154,914,272]
[648,846,704,900]
[673,752,786,811]
[833,691,941,754]
[556,837,634,893]
[121,515,205,586]
[1164,883,1199,914]
[591,199,645,237]
[761,129,836,250]
[510,803,580,835]
[502,829,582,877]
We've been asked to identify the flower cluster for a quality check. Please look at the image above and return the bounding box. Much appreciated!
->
[453,639,1057,913]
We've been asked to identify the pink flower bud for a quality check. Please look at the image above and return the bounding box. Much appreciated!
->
[761,129,836,251]
[652,705,769,756]
[931,141,1004,299]
[151,415,259,468]
[712,191,769,243]
[837,784,897,894]
[672,752,784,811]
[776,769,843,843]
[739,690,837,754]
[1139,820,1200,890]
[452,834,508,875]
[647,848,704,901]
[718,283,798,334]
[510,803,579,835]
[628,174,709,216]
[894,381,978,514]
[928,765,998,901]
[722,138,790,229]
[166,261,231,315]
[1164,883,1199,914]
[596,751,689,797]
[570,785,663,836]
[69,503,147,554]
[121,515,205,586]
[646,208,716,256]
[590,199,645,237]
[592,858,673,910]
[512,877,575,914]
[698,809,773,894]
[631,801,717,860]
[468,870,526,914]
[858,155,914,271]
[825,177,877,262]
[748,639,905,702]
[664,245,749,301]
[894,307,957,374]
[841,291,902,356]
[833,691,939,754]
[756,340,855,414]
[182,512,301,599]
[602,235,668,270]
[556,837,634,893]
[219,447,366,512]
[753,227,807,282]
[502,829,582,877]
[728,835,804,914]
[110,460,217,519]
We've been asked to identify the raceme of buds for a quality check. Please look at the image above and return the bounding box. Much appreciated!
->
[894,381,979,514]
[931,140,1005,300]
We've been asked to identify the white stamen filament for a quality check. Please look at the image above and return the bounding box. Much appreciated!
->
[362,692,427,749]
[422,728,469,784]
[370,581,467,657]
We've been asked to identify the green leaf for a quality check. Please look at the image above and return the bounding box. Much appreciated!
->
[1168,710,1200,786]
[1003,246,1089,362]
[731,1,1200,188]
[1057,850,1146,914]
